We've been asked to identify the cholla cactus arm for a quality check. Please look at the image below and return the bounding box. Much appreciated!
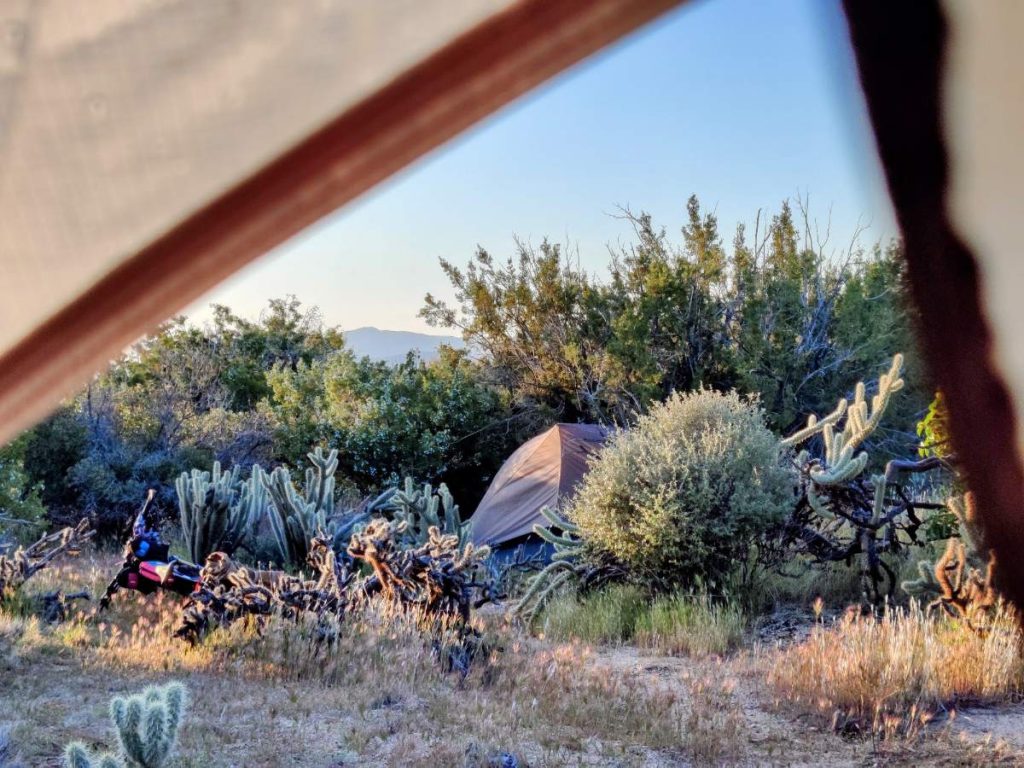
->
[176,463,263,562]
[869,474,886,525]
[110,683,187,768]
[513,563,575,621]
[261,450,338,568]
[387,478,471,547]
[780,399,848,449]
[782,355,904,489]
[539,505,579,534]
[511,507,589,620]
[63,744,125,768]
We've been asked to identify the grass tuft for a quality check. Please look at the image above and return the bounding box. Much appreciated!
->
[766,601,1024,735]
[539,585,745,656]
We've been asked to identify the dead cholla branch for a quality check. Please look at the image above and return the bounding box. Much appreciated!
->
[903,492,1005,630]
[0,519,94,597]
[176,519,494,671]
[175,533,355,643]
[347,518,491,621]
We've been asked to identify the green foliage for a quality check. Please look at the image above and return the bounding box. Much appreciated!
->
[387,477,470,547]
[261,448,338,568]
[423,196,929,447]
[176,462,265,563]
[16,298,339,538]
[64,682,187,768]
[566,389,792,590]
[917,391,953,459]
[540,584,746,656]
[4,197,929,557]
[0,435,46,543]
[266,346,520,505]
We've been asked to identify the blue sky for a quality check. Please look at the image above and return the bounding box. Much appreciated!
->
[187,0,897,334]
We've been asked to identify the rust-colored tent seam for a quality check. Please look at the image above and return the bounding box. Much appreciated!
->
[0,0,685,444]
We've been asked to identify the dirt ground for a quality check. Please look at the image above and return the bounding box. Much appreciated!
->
[3,556,1024,767]
[4,626,1023,766]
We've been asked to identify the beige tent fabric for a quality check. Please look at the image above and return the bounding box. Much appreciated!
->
[0,0,683,445]
[470,423,608,547]
[943,0,1024,458]
[0,0,506,356]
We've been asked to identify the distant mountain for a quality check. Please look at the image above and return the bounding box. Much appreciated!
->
[343,327,464,364]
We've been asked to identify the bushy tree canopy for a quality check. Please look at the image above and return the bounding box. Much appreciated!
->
[423,195,930,447]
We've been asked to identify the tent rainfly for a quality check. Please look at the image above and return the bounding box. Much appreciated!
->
[470,423,608,548]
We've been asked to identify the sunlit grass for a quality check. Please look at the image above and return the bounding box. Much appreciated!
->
[766,601,1024,736]
[0,552,700,766]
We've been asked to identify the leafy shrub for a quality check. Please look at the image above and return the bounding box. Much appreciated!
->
[0,436,46,544]
[566,389,792,589]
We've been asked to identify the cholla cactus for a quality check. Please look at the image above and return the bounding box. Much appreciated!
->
[512,507,622,622]
[63,682,187,768]
[780,355,949,605]
[388,477,470,547]
[63,745,125,768]
[903,493,999,627]
[260,447,338,567]
[781,353,904,486]
[512,507,583,621]
[176,462,265,563]
[110,682,187,768]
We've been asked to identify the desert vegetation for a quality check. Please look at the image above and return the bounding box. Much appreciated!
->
[2,197,1022,766]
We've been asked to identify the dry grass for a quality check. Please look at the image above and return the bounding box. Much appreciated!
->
[766,602,1024,736]
[0,554,697,767]
[2,551,1024,766]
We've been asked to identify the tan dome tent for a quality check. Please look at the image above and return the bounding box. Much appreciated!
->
[470,423,608,548]
[4,1,1024,618]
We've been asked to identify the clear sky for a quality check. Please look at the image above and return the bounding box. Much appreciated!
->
[186,0,897,334]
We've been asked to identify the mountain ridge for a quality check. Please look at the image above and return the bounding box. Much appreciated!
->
[342,326,464,364]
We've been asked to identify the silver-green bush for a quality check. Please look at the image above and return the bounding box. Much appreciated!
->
[566,389,791,589]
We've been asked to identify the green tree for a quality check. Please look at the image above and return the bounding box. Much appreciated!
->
[0,434,47,541]
[266,347,521,505]
[421,239,623,423]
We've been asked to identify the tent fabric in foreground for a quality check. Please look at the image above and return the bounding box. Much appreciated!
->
[470,423,608,548]
[0,0,683,446]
